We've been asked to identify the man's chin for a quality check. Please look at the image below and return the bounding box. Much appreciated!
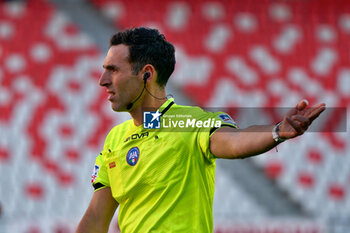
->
[111,103,128,112]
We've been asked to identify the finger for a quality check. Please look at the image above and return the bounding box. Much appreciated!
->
[309,107,325,122]
[305,103,326,115]
[286,116,303,134]
[313,103,326,108]
[296,99,309,111]
[307,105,326,122]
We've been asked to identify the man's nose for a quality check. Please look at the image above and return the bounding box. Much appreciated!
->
[99,71,111,87]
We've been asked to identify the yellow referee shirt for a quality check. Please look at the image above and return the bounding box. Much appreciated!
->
[91,98,237,233]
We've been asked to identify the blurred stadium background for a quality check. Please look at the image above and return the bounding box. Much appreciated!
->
[0,0,349,232]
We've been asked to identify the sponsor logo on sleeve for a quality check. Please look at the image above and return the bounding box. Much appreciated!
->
[91,164,100,183]
[218,114,238,128]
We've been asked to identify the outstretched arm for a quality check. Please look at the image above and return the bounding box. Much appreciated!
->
[76,187,118,233]
[210,100,326,159]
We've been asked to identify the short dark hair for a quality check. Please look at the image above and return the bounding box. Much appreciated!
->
[110,27,176,87]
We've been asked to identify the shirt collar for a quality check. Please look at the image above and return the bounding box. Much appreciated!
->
[158,98,175,115]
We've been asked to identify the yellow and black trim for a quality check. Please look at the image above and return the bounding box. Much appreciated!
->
[93,182,105,190]
[209,124,237,136]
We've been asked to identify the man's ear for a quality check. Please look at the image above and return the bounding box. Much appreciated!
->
[141,64,156,82]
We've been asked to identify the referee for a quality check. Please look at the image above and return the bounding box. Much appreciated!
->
[76,27,325,233]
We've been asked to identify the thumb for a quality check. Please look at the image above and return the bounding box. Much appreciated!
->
[296,99,309,111]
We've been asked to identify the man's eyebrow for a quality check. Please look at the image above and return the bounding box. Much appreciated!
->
[103,64,118,70]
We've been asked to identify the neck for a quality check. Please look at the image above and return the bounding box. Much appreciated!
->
[129,87,167,126]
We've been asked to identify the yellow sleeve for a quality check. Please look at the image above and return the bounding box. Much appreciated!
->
[198,111,238,161]
[91,152,110,191]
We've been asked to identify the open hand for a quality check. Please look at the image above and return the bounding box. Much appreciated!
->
[278,100,326,140]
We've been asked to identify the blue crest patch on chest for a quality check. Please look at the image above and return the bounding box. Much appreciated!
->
[126,147,140,166]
